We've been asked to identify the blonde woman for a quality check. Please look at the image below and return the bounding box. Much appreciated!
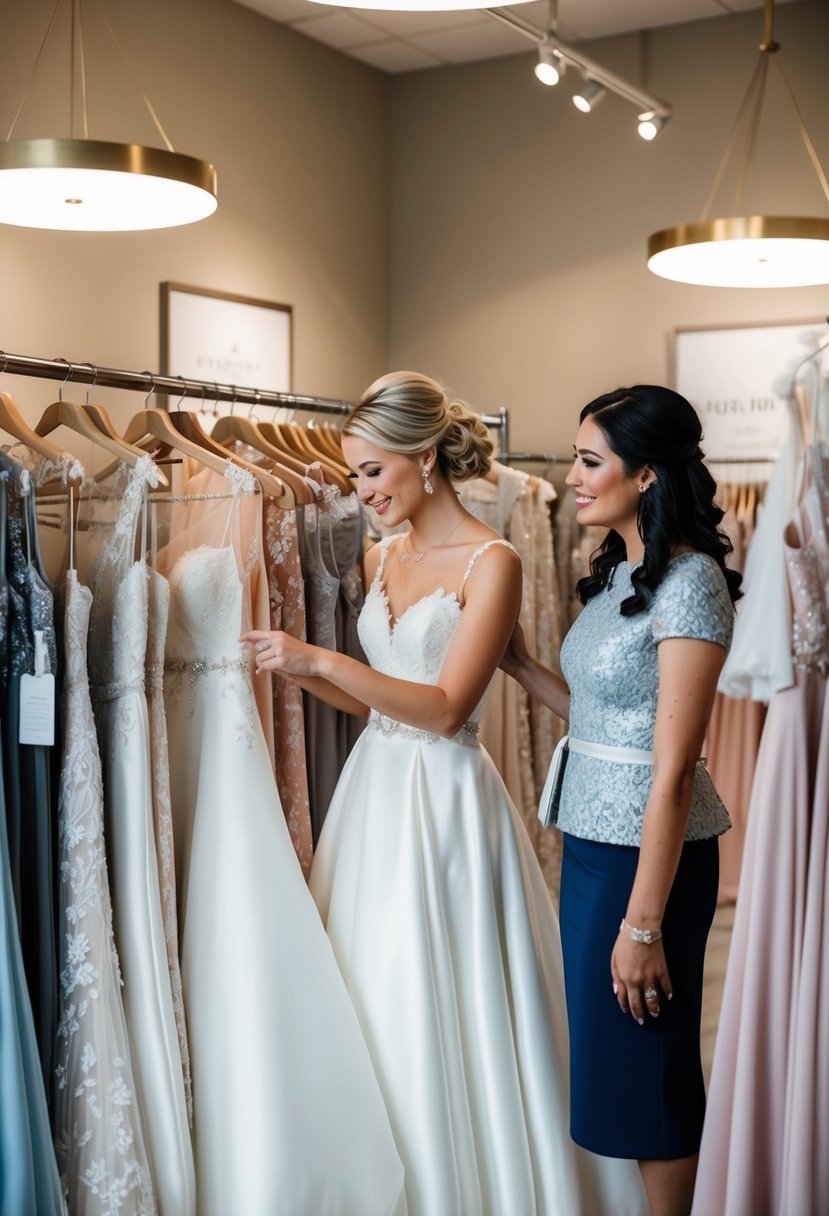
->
[244,372,646,1216]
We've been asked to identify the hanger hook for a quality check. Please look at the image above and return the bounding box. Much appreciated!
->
[142,371,155,407]
[248,389,261,420]
[229,386,238,418]
[54,356,73,401]
[80,361,98,405]
[173,374,187,412]
[211,381,221,417]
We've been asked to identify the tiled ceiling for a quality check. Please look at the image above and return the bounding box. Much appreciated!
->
[232,0,798,74]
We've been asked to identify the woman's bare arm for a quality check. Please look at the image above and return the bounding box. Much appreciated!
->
[244,544,522,739]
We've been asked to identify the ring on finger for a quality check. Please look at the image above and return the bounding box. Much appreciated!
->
[255,639,269,653]
[644,986,658,1001]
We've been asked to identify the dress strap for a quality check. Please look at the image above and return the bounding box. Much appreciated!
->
[371,535,403,589]
[459,538,517,602]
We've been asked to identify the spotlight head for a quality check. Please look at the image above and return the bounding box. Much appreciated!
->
[637,111,667,141]
[572,80,606,114]
[534,39,562,87]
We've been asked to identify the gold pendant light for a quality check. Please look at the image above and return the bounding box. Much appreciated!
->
[0,0,217,232]
[647,0,829,288]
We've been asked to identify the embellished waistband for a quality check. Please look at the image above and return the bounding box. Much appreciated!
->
[367,710,479,748]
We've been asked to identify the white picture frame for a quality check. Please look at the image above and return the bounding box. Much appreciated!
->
[160,282,292,396]
[672,318,827,461]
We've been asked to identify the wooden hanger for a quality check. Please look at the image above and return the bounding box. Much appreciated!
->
[123,406,294,506]
[0,389,83,470]
[300,421,352,476]
[211,411,314,504]
[37,397,171,486]
[267,420,352,493]
[307,421,348,464]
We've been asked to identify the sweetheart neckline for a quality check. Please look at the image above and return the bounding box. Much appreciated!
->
[371,581,460,638]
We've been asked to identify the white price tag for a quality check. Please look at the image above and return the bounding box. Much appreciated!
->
[19,673,56,746]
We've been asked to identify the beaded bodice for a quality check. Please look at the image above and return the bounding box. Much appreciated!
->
[358,537,515,745]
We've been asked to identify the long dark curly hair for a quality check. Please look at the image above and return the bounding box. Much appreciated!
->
[575,385,743,616]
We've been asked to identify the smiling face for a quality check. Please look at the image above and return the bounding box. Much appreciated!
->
[565,416,650,537]
[341,433,428,527]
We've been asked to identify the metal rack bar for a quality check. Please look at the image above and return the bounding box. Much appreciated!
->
[0,349,353,415]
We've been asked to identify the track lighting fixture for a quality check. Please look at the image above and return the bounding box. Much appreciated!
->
[534,40,562,88]
[487,6,671,135]
[572,81,606,114]
[637,112,667,141]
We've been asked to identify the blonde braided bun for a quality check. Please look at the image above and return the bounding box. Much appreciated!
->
[344,370,493,483]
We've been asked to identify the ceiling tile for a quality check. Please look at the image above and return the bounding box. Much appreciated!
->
[340,8,486,37]
[349,39,445,72]
[290,10,385,47]
[231,0,801,76]
[411,18,533,63]
[236,0,316,23]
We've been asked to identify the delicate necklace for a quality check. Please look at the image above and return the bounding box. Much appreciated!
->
[400,515,466,563]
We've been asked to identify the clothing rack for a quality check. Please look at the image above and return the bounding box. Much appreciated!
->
[0,350,354,416]
[0,353,516,450]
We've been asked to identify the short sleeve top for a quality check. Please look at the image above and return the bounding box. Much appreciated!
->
[557,552,734,846]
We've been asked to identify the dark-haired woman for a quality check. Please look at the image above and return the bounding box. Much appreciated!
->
[502,386,741,1216]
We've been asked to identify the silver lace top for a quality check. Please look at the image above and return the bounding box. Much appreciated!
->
[558,553,734,846]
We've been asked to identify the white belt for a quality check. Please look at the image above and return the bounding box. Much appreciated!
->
[568,736,654,765]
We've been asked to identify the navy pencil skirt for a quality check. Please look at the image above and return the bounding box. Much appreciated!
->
[559,832,719,1160]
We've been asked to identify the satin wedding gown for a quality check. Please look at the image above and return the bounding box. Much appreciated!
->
[310,537,647,1216]
[162,465,406,1216]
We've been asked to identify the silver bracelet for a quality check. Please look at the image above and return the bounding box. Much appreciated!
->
[620,918,662,945]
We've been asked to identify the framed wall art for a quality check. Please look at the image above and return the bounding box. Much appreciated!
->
[160,282,292,397]
[672,317,827,461]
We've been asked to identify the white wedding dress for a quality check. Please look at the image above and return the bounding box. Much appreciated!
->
[310,538,647,1216]
[163,467,406,1216]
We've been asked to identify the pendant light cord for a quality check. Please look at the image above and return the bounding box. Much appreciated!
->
[700,0,829,220]
[771,56,829,207]
[6,0,65,141]
[5,0,175,152]
[88,0,175,152]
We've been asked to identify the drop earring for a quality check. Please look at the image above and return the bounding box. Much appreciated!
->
[422,466,434,495]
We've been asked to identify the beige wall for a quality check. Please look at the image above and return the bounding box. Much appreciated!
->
[388,1,829,458]
[1,1,828,463]
[0,0,389,432]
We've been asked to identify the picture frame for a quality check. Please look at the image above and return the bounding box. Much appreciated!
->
[672,317,827,461]
[160,282,292,399]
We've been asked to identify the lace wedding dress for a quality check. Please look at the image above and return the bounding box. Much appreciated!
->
[54,567,156,1214]
[162,465,406,1216]
[0,473,63,1216]
[87,460,195,1216]
[310,538,647,1216]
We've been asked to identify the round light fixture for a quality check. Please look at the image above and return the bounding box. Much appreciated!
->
[646,0,829,288]
[306,0,534,7]
[0,139,217,231]
[572,81,606,114]
[647,216,829,288]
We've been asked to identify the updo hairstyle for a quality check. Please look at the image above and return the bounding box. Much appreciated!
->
[343,370,493,483]
[576,385,743,615]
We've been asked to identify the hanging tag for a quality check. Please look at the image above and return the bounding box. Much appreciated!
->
[19,630,55,746]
